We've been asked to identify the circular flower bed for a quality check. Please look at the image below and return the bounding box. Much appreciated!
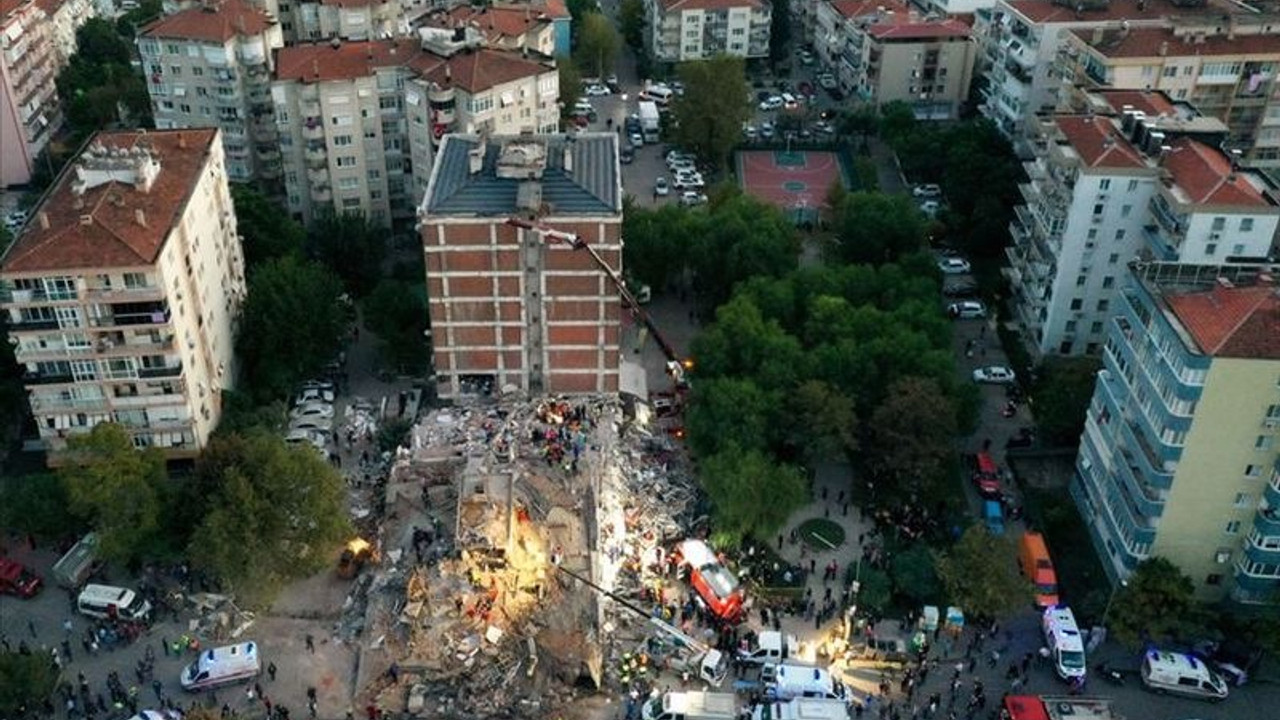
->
[797,517,845,550]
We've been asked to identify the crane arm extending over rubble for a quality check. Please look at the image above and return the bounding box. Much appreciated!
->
[505,217,692,386]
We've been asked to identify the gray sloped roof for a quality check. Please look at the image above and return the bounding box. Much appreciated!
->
[425,133,620,216]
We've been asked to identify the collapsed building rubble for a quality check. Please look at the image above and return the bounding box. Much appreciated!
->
[336,393,708,717]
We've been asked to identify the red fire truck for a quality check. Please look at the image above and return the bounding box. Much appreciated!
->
[676,540,745,623]
[1003,695,1120,720]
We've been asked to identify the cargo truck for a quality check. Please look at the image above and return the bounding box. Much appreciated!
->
[639,101,661,144]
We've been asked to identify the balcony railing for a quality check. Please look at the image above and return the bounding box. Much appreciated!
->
[92,308,171,328]
[137,362,183,379]
[23,371,74,385]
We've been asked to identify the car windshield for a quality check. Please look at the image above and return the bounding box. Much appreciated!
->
[699,564,740,599]
[1060,650,1085,669]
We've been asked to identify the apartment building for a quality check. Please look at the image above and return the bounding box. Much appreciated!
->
[419,133,623,398]
[276,0,403,42]
[1073,261,1280,603]
[974,0,1237,146]
[138,0,285,183]
[1059,22,1280,168]
[645,0,771,63]
[814,0,974,119]
[415,2,566,58]
[1007,97,1278,356]
[273,37,559,226]
[0,129,246,462]
[40,0,96,64]
[1,0,65,187]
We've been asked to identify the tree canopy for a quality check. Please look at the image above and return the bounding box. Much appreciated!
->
[231,184,305,269]
[831,192,929,266]
[866,376,958,499]
[769,0,792,64]
[672,56,752,167]
[934,525,1031,618]
[58,423,167,565]
[700,445,808,547]
[0,652,59,716]
[557,57,582,118]
[306,212,386,296]
[361,278,430,374]
[619,0,646,50]
[1031,357,1102,446]
[574,13,619,78]
[56,19,152,145]
[1106,558,1207,648]
[236,256,347,402]
[188,431,352,603]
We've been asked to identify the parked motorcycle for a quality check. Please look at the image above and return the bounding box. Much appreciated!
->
[1093,661,1125,686]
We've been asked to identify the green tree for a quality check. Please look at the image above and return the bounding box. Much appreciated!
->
[115,0,162,37]
[56,19,152,143]
[853,566,891,616]
[58,423,167,564]
[834,192,927,265]
[1032,357,1102,446]
[691,295,808,391]
[361,279,430,374]
[1107,558,1207,648]
[231,185,304,269]
[934,525,1031,618]
[619,0,646,50]
[0,473,82,541]
[189,431,352,603]
[687,193,797,311]
[620,201,689,291]
[878,100,917,144]
[785,380,858,464]
[574,12,619,78]
[236,256,346,402]
[558,56,582,118]
[306,212,386,296]
[839,106,880,147]
[0,652,59,715]
[866,376,957,498]
[672,55,751,167]
[890,544,942,605]
[684,377,775,458]
[700,444,807,546]
[769,0,791,64]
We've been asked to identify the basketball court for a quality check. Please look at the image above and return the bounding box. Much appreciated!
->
[737,150,853,225]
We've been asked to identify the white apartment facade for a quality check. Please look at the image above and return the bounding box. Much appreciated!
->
[1,0,67,186]
[272,38,559,226]
[0,129,246,462]
[276,0,403,43]
[40,0,96,64]
[1008,103,1279,357]
[974,0,1229,145]
[646,0,771,63]
[139,0,285,184]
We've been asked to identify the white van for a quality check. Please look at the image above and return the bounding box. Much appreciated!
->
[752,698,849,720]
[181,642,262,692]
[77,584,152,622]
[1140,649,1229,701]
[642,691,737,720]
[1041,606,1086,681]
[764,662,847,702]
[642,84,674,106]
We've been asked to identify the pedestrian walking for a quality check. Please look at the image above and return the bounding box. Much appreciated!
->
[27,620,36,638]
[151,680,163,700]
[161,637,169,657]
[267,661,277,681]
[305,634,315,654]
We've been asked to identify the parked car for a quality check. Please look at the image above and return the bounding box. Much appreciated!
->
[913,183,942,198]
[943,280,979,297]
[583,84,611,97]
[759,95,784,111]
[949,300,987,319]
[673,173,705,190]
[919,200,941,217]
[295,387,335,406]
[4,210,28,230]
[290,402,334,420]
[629,131,644,147]
[654,177,670,196]
[0,558,43,598]
[285,428,328,452]
[679,191,708,207]
[817,74,837,90]
[760,122,775,139]
[290,416,333,433]
[620,144,635,164]
[973,366,1018,384]
[938,257,971,274]
[670,159,697,173]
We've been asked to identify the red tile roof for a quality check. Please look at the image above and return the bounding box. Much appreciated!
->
[867,19,971,40]
[660,0,763,11]
[830,0,907,19]
[411,47,554,93]
[275,40,553,92]
[141,0,275,43]
[431,3,554,44]
[1,129,219,273]
[1053,116,1146,170]
[1162,138,1271,207]
[1074,26,1280,59]
[1094,89,1177,118]
[318,0,393,6]
[1165,283,1280,359]
[1,0,39,23]
[1007,0,1233,25]
[274,39,420,83]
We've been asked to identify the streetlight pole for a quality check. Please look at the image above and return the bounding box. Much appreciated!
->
[1101,578,1128,627]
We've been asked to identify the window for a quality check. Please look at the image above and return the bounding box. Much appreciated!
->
[1235,493,1254,508]
[1087,228,1099,240]
[342,198,361,208]
[1099,179,1111,190]
[1091,322,1104,334]
[367,169,381,180]
[1109,253,1120,265]
[336,156,357,167]
[1255,436,1274,451]
[338,177,360,190]
[1070,298,1083,311]
[1205,574,1222,586]
[169,66,182,76]
[1206,243,1218,256]
[1245,465,1262,478]
[1065,320,1078,332]
[1059,340,1074,354]
[1120,204,1132,218]
[1240,218,1255,232]
[1114,229,1126,240]
[330,115,352,126]
[1266,404,1280,419]
[1102,276,1114,289]
[1093,204,1104,215]
[469,95,494,114]
[1212,216,1226,231]
[1127,179,1139,192]
[1163,66,1178,78]
[1076,275,1087,287]
[123,273,147,289]
[1226,521,1241,534]
[333,135,353,146]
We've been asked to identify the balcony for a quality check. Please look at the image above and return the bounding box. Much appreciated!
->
[1231,560,1280,597]
[83,284,164,303]
[93,303,171,328]
[95,332,175,354]
[1257,504,1280,538]
[137,362,183,379]
[310,184,333,203]
[1243,531,1280,566]
[302,119,323,140]
[23,370,74,385]
[1141,224,1179,261]
[7,317,61,332]
[0,286,76,304]
[1265,463,1280,508]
